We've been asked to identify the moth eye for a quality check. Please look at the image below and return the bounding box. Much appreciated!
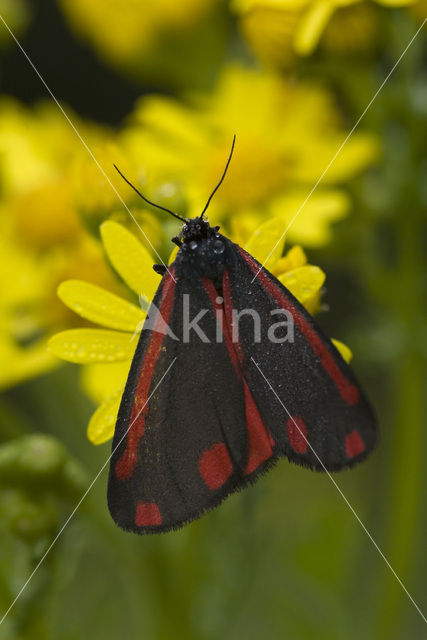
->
[213,239,224,254]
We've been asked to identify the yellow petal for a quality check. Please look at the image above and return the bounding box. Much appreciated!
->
[272,245,307,275]
[0,337,58,391]
[81,361,131,404]
[298,135,380,184]
[294,1,335,56]
[58,280,145,331]
[168,245,179,265]
[278,265,325,305]
[48,329,135,363]
[230,209,260,247]
[87,391,123,445]
[100,221,158,300]
[244,217,286,270]
[332,339,353,364]
[271,190,350,247]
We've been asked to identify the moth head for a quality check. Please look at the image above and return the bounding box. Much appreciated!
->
[181,217,212,243]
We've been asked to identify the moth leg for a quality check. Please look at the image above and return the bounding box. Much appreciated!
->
[153,264,168,276]
[172,236,182,247]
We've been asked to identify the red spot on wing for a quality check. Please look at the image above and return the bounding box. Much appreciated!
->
[239,248,359,407]
[135,501,162,527]
[345,429,365,458]
[199,443,233,490]
[203,276,275,477]
[286,416,309,454]
[115,271,176,481]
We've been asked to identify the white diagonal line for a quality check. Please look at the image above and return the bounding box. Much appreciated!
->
[251,17,427,283]
[0,13,176,282]
[250,357,427,624]
[0,357,177,627]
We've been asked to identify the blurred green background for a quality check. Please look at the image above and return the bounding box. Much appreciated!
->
[0,0,426,638]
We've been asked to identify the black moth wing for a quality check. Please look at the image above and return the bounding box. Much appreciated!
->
[224,246,377,472]
[108,269,278,534]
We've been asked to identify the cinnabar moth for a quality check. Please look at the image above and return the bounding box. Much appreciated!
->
[108,138,377,534]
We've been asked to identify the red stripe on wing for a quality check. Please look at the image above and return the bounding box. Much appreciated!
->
[203,276,275,477]
[115,270,176,481]
[239,248,359,407]
[241,379,275,474]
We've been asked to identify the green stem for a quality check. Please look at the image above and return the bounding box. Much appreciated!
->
[375,353,425,637]
[374,194,426,637]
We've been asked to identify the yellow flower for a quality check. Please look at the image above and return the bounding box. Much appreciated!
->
[59,0,218,62]
[233,0,414,62]
[57,0,224,88]
[121,66,378,247]
[0,207,122,388]
[12,180,81,250]
[49,220,352,445]
[0,218,57,389]
[68,140,164,249]
[0,99,110,247]
[0,99,154,386]
[319,2,380,55]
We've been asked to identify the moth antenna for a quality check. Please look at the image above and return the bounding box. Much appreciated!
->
[200,135,236,219]
[114,164,187,223]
